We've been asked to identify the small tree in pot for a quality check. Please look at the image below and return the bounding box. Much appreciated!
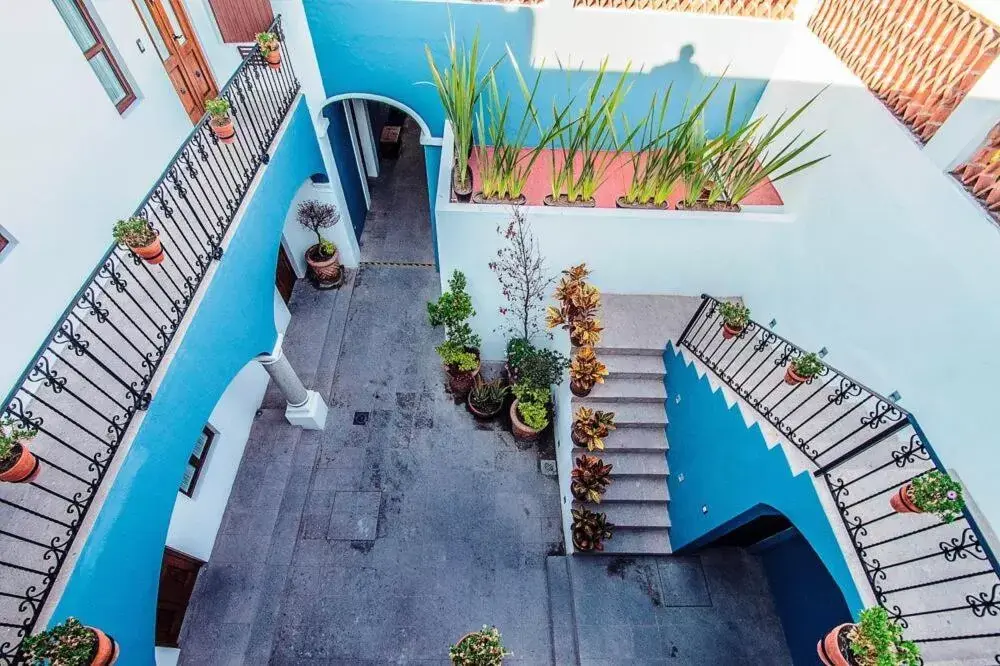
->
[818,607,919,666]
[429,271,482,397]
[297,200,343,289]
[569,346,608,397]
[785,352,824,385]
[449,625,508,665]
[21,617,119,666]
[113,217,164,265]
[717,301,750,339]
[0,418,41,484]
[890,470,965,522]
[571,454,613,503]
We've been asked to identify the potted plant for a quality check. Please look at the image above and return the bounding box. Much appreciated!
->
[818,607,919,666]
[571,407,616,451]
[428,271,482,397]
[297,200,343,289]
[510,383,550,442]
[571,507,614,552]
[490,207,556,345]
[506,342,567,390]
[0,418,40,484]
[449,625,508,665]
[890,470,965,522]
[256,31,281,69]
[785,352,824,385]
[112,217,164,265]
[717,301,750,339]
[205,97,236,144]
[21,617,119,666]
[569,346,608,398]
[571,454,614,503]
[467,377,508,421]
[546,264,603,348]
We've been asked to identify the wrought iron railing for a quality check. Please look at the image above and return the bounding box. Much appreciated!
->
[0,16,299,663]
[679,295,1000,663]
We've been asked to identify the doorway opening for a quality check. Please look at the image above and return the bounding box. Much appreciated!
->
[322,99,434,265]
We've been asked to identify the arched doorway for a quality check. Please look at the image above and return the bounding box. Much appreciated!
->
[318,95,436,265]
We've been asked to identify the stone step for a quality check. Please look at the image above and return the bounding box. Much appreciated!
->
[570,400,667,428]
[574,501,671,528]
[584,377,666,404]
[603,353,666,379]
[571,450,668,477]
[599,426,669,452]
[594,345,664,357]
[583,527,673,555]
[601,476,669,503]
[545,556,579,665]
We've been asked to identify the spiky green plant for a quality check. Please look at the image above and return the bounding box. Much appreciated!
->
[468,377,508,414]
[425,24,502,191]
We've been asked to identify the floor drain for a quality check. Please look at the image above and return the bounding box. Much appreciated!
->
[353,411,370,426]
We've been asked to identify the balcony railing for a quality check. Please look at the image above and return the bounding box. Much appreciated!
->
[679,295,1000,663]
[572,0,797,19]
[0,16,299,664]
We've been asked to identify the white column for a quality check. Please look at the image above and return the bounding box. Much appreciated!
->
[256,342,328,430]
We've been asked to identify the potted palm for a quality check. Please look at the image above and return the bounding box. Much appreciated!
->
[205,97,236,144]
[112,216,164,265]
[571,407,616,451]
[717,301,750,339]
[571,507,614,552]
[428,271,482,397]
[571,454,614,503]
[569,346,608,397]
[256,31,281,69]
[785,352,824,385]
[467,377,507,421]
[510,383,550,442]
[21,617,119,666]
[297,200,343,289]
[890,470,965,522]
[449,625,508,665]
[0,418,40,484]
[818,607,919,666]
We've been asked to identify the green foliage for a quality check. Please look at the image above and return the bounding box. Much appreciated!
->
[437,340,479,372]
[505,338,533,370]
[21,617,98,666]
[790,352,824,379]
[911,470,965,523]
[0,418,37,465]
[717,301,750,329]
[516,399,549,431]
[112,216,156,248]
[448,625,508,665]
[428,271,481,356]
[204,97,230,120]
[318,239,337,258]
[469,377,508,413]
[571,507,614,552]
[849,607,920,666]
[424,24,502,190]
[508,341,567,391]
[255,32,278,52]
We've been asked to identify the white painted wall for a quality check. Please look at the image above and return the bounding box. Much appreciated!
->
[0,0,245,395]
[155,646,179,666]
[281,179,360,276]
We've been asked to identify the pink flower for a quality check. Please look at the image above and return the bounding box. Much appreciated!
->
[946,490,958,501]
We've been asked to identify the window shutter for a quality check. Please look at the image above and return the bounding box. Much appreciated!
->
[207,0,274,43]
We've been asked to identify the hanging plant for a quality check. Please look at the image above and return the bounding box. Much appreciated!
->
[205,97,236,144]
[890,470,965,522]
[112,216,164,265]
[818,607,919,666]
[0,418,40,484]
[256,31,281,69]
[717,301,750,339]
[785,352,824,386]
[21,617,119,666]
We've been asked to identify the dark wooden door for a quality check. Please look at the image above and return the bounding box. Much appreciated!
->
[156,548,204,647]
[276,244,296,303]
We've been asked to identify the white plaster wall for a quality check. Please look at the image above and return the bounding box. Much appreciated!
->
[746,28,1000,533]
[184,0,245,84]
[155,647,179,666]
[0,0,246,395]
[281,179,359,276]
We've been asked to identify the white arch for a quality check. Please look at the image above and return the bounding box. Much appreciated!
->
[317,93,442,146]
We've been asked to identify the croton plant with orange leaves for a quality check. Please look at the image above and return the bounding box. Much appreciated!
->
[546,263,603,346]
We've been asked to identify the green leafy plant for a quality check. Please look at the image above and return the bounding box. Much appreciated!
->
[790,352,824,380]
[910,470,965,523]
[319,239,337,258]
[205,97,230,121]
[449,625,508,665]
[516,400,549,431]
[679,112,732,209]
[0,418,37,469]
[847,607,920,666]
[255,31,278,52]
[717,301,750,331]
[469,377,508,414]
[438,340,479,373]
[425,24,502,192]
[512,383,549,406]
[112,216,156,249]
[21,617,99,666]
[297,200,340,252]
[506,338,533,371]
[571,454,614,503]
[571,507,614,552]
[515,346,568,390]
[428,271,482,364]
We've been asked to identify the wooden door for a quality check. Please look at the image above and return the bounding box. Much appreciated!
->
[276,244,296,304]
[156,548,204,647]
[136,0,218,123]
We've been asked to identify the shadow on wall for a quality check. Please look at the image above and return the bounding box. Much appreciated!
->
[302,0,779,141]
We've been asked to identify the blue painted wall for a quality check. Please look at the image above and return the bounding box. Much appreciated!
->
[423,144,441,267]
[755,530,854,665]
[664,344,864,615]
[324,102,368,238]
[50,99,326,663]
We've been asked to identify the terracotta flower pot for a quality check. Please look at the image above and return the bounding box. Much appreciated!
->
[131,233,164,265]
[306,244,342,287]
[466,393,502,421]
[0,443,41,484]
[570,330,586,348]
[446,348,480,398]
[571,427,588,448]
[722,323,744,340]
[817,623,855,666]
[87,627,119,666]
[571,481,592,503]
[890,482,922,514]
[570,379,592,398]
[510,400,541,442]
[784,366,809,385]
[211,117,236,144]
[264,45,281,69]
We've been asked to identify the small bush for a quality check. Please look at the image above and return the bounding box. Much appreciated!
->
[516,399,549,431]
[911,470,965,523]
[448,626,508,665]
[790,352,824,379]
[21,617,98,666]
[848,607,920,666]
[205,97,230,120]
[112,216,156,248]
[718,301,750,330]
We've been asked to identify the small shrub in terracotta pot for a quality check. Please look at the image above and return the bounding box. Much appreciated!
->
[818,606,919,666]
[21,617,119,666]
[785,352,824,385]
[569,346,608,397]
[509,383,549,442]
[0,418,41,484]
[256,31,281,69]
[717,301,750,339]
[571,507,614,552]
[449,625,508,665]
[890,470,965,522]
[571,453,613,503]
[571,407,616,451]
[297,200,343,289]
[428,271,482,397]
[546,264,603,347]
[205,97,236,144]
[466,377,507,420]
[112,217,163,265]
